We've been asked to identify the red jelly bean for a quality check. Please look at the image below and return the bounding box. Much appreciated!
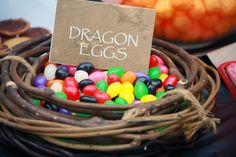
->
[149,55,159,68]
[107,74,121,85]
[82,85,99,96]
[94,91,111,103]
[64,77,78,87]
[163,76,178,87]
[68,65,77,76]
[63,86,80,101]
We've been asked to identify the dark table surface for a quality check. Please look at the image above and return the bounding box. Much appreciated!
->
[0,34,236,156]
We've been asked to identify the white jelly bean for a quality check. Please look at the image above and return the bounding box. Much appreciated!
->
[50,82,63,93]
[74,70,89,83]
[44,64,57,80]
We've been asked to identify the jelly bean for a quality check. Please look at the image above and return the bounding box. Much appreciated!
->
[104,100,116,105]
[82,85,99,96]
[159,74,168,82]
[94,91,111,103]
[76,112,92,118]
[107,74,121,85]
[121,71,136,83]
[37,85,46,89]
[50,82,63,93]
[44,64,57,80]
[147,85,156,95]
[64,77,78,87]
[163,75,178,87]
[107,82,122,98]
[68,65,77,76]
[56,92,67,99]
[121,82,134,92]
[134,76,149,86]
[33,75,47,87]
[156,86,165,93]
[78,79,94,91]
[80,95,97,103]
[150,79,162,89]
[44,102,58,111]
[119,91,134,104]
[74,70,89,83]
[32,99,40,106]
[107,67,125,78]
[47,79,64,88]
[134,82,148,99]
[88,71,105,84]
[133,100,141,104]
[102,71,108,80]
[156,55,164,66]
[149,55,159,68]
[136,72,150,82]
[156,91,165,99]
[63,86,80,101]
[96,80,108,92]
[40,101,45,107]
[165,85,175,91]
[115,97,128,105]
[55,68,69,80]
[158,65,168,74]
[58,65,68,72]
[141,94,157,103]
[58,108,71,115]
[77,62,94,74]
[148,67,161,79]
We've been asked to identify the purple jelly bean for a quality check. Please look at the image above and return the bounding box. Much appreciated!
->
[58,108,72,115]
[33,76,47,87]
[37,85,46,89]
[136,72,150,81]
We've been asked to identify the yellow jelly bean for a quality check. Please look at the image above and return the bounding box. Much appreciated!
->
[107,82,122,98]
[141,94,157,103]
[119,91,135,104]
[159,73,168,82]
[121,82,134,93]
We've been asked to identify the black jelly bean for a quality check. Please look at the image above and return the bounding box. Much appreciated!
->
[55,68,69,80]
[77,62,94,74]
[148,85,156,95]
[165,85,175,91]
[80,96,97,103]
[134,76,149,86]
[44,102,58,111]
[150,79,162,89]
[78,79,94,91]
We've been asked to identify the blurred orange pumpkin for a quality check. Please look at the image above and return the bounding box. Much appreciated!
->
[122,0,236,43]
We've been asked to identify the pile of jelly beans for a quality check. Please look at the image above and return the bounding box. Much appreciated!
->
[32,54,178,115]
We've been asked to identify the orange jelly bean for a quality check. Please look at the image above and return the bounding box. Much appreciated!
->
[156,86,165,93]
[121,71,136,84]
[47,79,64,88]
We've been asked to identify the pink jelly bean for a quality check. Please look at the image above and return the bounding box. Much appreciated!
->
[88,71,105,84]
[158,65,168,74]
[156,56,164,66]
[67,65,77,76]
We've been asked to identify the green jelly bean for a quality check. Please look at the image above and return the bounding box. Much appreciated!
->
[104,100,116,105]
[107,67,125,78]
[134,82,148,99]
[156,91,165,99]
[76,113,91,118]
[56,92,67,99]
[96,80,108,92]
[115,97,128,105]
[155,125,170,132]
[32,99,40,106]
[148,67,161,79]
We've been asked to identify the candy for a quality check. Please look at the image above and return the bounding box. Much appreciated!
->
[156,91,165,99]
[50,82,63,93]
[150,79,162,89]
[119,91,134,104]
[121,71,136,83]
[55,92,67,99]
[88,71,105,84]
[44,64,57,80]
[141,94,157,103]
[136,72,150,82]
[147,85,156,95]
[156,86,165,92]
[44,102,58,111]
[104,100,116,105]
[163,76,178,86]
[68,65,77,76]
[58,108,71,115]
[134,76,149,86]
[47,79,64,88]
[58,65,68,72]
[33,75,47,87]
[64,77,78,87]
[165,85,175,91]
[77,62,94,74]
[80,95,97,103]
[36,85,46,89]
[107,67,125,78]
[74,70,89,83]
[96,80,108,92]
[55,68,69,80]
[149,54,159,68]
[94,91,111,103]
[158,65,168,74]
[121,82,134,92]
[107,82,122,98]
[156,55,164,66]
[115,97,128,105]
[134,82,148,99]
[78,79,94,91]
[133,100,141,104]
[63,86,80,101]
[82,85,99,96]
[148,67,161,79]
[159,74,168,82]
[32,99,40,106]
[107,74,121,85]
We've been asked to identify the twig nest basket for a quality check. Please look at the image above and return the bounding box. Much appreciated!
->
[0,35,220,157]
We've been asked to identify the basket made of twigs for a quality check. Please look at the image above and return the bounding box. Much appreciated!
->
[0,35,220,157]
